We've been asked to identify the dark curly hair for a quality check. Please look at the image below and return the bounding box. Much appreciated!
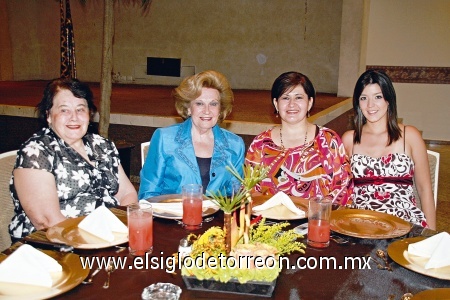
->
[36,78,97,126]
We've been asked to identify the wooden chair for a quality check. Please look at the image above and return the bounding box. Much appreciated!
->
[0,150,18,250]
[413,150,439,210]
[140,141,150,168]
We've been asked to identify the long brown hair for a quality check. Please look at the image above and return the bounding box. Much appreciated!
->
[352,69,401,145]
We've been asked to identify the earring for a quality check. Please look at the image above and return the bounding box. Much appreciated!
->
[307,110,310,118]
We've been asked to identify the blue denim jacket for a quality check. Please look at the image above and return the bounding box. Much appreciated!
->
[138,118,245,200]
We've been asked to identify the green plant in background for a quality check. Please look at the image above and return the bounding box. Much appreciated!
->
[184,163,306,284]
[226,164,269,244]
[206,188,248,254]
[250,219,306,255]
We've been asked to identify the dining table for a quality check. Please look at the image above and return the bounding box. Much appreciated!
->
[2,205,450,300]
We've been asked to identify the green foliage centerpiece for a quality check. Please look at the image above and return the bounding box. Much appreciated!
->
[181,165,306,292]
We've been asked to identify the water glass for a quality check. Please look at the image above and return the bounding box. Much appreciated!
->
[128,202,153,256]
[307,197,332,248]
[182,184,203,230]
[141,282,181,300]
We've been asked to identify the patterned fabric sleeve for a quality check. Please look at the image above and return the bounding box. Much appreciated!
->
[245,130,274,194]
[9,129,122,240]
[244,128,353,203]
[16,138,54,173]
[318,128,353,205]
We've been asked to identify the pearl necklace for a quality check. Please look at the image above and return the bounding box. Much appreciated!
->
[279,125,308,149]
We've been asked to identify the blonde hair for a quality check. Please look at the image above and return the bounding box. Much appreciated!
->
[174,70,233,123]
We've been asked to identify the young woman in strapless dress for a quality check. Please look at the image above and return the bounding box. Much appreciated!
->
[342,70,436,229]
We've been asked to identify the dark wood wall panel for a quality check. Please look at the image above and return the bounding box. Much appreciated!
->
[366,66,450,84]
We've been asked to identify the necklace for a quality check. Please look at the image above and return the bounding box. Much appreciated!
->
[279,125,308,149]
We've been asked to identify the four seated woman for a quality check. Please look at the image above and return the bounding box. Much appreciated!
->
[7,70,437,242]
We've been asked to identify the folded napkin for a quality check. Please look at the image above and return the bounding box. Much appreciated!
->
[78,205,128,242]
[407,232,450,269]
[252,191,305,217]
[0,244,62,287]
[147,200,218,216]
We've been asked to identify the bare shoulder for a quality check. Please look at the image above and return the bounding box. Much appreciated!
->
[403,124,427,158]
[341,130,354,155]
[403,124,424,144]
[341,130,354,145]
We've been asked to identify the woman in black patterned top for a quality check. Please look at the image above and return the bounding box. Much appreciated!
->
[9,78,137,241]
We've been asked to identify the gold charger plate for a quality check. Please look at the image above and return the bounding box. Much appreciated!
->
[46,214,128,249]
[411,288,450,299]
[330,209,411,239]
[251,195,308,220]
[387,237,450,281]
[146,194,219,220]
[0,250,89,299]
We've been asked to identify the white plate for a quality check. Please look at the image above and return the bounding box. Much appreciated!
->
[145,194,219,220]
[251,195,308,220]
[388,237,450,281]
[0,250,89,299]
[46,215,128,249]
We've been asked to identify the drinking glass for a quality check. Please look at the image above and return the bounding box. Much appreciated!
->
[182,184,203,230]
[128,202,153,256]
[307,197,332,248]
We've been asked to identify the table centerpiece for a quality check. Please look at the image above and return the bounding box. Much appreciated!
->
[180,165,306,297]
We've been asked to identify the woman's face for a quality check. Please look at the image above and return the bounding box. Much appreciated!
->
[188,87,221,132]
[358,83,389,124]
[47,89,90,146]
[273,85,312,125]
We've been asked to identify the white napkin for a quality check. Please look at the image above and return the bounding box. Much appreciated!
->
[78,205,128,242]
[407,232,450,269]
[147,200,218,216]
[0,244,62,287]
[252,191,305,217]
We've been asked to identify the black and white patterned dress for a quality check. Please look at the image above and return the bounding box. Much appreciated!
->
[9,128,121,240]
[351,153,427,227]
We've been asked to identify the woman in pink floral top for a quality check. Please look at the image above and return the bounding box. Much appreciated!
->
[245,72,352,205]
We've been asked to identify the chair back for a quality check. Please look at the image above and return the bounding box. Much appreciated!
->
[141,142,150,167]
[0,150,17,250]
[413,150,439,210]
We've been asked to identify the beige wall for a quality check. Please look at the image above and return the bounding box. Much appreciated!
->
[2,0,449,140]
[3,0,343,92]
[364,0,450,141]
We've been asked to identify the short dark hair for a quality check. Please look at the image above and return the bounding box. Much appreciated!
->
[36,78,97,126]
[271,71,315,114]
[352,69,401,145]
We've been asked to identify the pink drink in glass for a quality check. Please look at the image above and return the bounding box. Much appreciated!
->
[307,197,331,248]
[307,219,330,248]
[182,197,202,230]
[182,184,203,230]
[128,203,153,256]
